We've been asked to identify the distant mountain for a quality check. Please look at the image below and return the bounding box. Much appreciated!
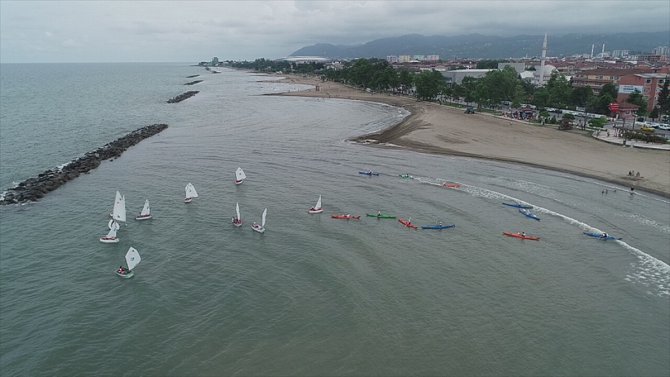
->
[290,32,670,59]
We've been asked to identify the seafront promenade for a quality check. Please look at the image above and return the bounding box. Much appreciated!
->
[592,132,670,151]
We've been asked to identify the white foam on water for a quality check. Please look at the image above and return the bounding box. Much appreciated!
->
[625,213,670,234]
[414,174,670,298]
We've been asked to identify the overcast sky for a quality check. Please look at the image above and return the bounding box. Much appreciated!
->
[1,0,668,63]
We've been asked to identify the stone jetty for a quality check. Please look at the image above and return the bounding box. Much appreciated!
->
[167,91,199,103]
[184,80,203,86]
[0,124,168,205]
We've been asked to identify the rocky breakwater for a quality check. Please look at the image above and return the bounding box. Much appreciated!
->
[167,91,199,103]
[0,124,168,205]
[184,80,203,86]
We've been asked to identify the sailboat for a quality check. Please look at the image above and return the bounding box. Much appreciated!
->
[115,247,141,278]
[251,208,267,233]
[235,167,246,185]
[110,191,126,223]
[135,199,152,220]
[308,195,323,214]
[184,183,198,203]
[232,202,242,227]
[100,220,120,243]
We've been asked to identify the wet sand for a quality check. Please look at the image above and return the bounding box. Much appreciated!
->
[268,74,670,198]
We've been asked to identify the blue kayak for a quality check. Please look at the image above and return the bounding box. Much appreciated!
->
[359,171,380,176]
[503,202,533,209]
[421,224,455,230]
[518,208,540,221]
[583,232,621,241]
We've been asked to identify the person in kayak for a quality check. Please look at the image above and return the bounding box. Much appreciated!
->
[377,210,382,217]
[521,232,526,237]
[601,232,609,239]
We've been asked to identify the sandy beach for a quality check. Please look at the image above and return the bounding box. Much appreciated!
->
[270,74,670,198]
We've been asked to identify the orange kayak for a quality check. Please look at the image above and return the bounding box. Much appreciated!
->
[398,218,418,229]
[503,232,540,241]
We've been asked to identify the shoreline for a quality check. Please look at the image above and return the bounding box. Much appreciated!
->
[267,73,670,199]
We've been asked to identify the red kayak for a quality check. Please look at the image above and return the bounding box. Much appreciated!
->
[443,183,461,189]
[398,218,418,229]
[503,232,540,241]
[331,214,360,220]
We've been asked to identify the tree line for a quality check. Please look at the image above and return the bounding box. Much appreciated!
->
[228,58,670,120]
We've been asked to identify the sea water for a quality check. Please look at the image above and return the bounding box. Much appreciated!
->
[1,64,668,376]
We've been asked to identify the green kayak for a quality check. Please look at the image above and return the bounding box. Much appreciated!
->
[366,213,396,219]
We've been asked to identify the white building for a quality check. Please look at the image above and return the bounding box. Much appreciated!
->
[440,69,493,85]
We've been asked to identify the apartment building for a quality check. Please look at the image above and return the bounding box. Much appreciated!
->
[616,73,669,114]
[571,68,652,91]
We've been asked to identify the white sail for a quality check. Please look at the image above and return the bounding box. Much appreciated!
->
[108,220,120,231]
[185,183,198,199]
[261,208,267,227]
[112,191,127,222]
[235,167,246,181]
[125,247,141,271]
[140,199,151,216]
[314,195,322,210]
[235,202,241,220]
[105,225,118,239]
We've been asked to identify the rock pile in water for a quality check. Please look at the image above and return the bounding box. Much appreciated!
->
[0,124,168,205]
[184,80,203,86]
[167,91,199,103]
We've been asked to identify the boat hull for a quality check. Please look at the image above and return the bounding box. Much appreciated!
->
[583,232,621,241]
[503,202,533,209]
[308,208,324,214]
[421,224,455,230]
[235,180,244,185]
[398,218,418,229]
[366,214,396,219]
[519,209,540,221]
[115,270,134,278]
[184,198,193,203]
[99,237,119,244]
[359,171,379,176]
[232,218,243,227]
[251,225,265,233]
[503,232,540,241]
[135,214,152,220]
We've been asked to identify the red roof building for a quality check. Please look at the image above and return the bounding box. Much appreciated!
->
[616,73,669,114]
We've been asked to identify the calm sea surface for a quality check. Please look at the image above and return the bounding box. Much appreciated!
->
[1,63,668,376]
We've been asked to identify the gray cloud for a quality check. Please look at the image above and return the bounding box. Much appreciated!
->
[1,0,668,63]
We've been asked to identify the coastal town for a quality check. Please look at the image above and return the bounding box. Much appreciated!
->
[216,37,670,144]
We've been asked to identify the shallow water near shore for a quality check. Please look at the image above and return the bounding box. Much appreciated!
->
[1,64,669,376]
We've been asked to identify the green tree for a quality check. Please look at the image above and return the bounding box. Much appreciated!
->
[479,66,520,107]
[460,76,482,106]
[398,69,413,94]
[599,83,618,99]
[545,72,572,109]
[414,70,445,101]
[656,77,670,116]
[571,86,593,108]
[627,89,648,117]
